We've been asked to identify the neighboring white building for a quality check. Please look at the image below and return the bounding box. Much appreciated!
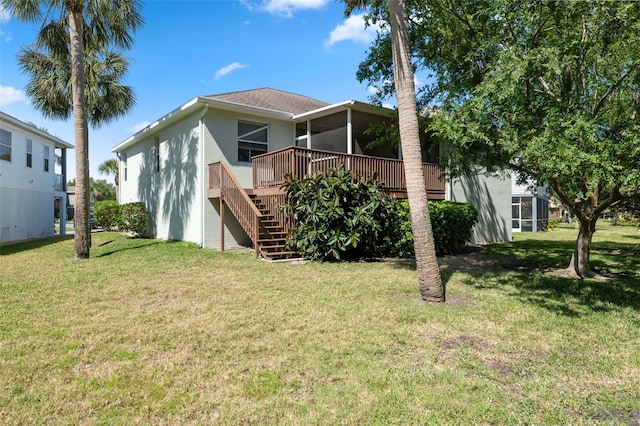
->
[0,111,74,243]
[511,173,549,232]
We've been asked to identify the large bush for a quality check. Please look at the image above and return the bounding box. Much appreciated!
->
[395,200,479,256]
[282,168,479,260]
[281,168,397,260]
[92,200,120,230]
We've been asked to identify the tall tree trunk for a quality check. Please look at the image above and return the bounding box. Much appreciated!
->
[68,2,91,258]
[389,0,444,302]
[567,218,598,279]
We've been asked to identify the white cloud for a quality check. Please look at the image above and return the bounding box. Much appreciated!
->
[324,14,380,48]
[0,85,26,106]
[214,62,247,80]
[255,0,329,18]
[131,121,151,133]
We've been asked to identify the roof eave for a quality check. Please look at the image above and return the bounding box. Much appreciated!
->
[292,100,394,121]
[0,111,74,149]
[112,97,295,153]
[112,97,202,153]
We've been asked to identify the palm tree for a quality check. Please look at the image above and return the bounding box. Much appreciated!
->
[4,0,143,259]
[346,0,444,301]
[97,158,119,200]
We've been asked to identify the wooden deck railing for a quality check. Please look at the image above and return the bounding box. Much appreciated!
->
[209,161,262,257]
[252,146,445,196]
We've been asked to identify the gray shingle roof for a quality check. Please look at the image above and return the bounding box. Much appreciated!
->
[202,88,330,115]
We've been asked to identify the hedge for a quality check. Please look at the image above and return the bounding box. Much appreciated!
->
[91,200,148,237]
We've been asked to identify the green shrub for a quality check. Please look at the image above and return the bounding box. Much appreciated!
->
[381,199,479,257]
[431,200,478,255]
[119,202,148,237]
[92,200,120,230]
[281,167,397,261]
[281,168,479,260]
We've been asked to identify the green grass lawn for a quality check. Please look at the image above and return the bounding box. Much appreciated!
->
[1,223,639,424]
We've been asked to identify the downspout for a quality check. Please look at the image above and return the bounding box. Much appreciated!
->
[115,152,121,203]
[446,175,453,201]
[199,104,209,248]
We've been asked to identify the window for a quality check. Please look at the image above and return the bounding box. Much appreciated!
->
[44,145,50,172]
[123,153,128,181]
[0,129,11,161]
[26,139,32,168]
[154,137,160,172]
[238,120,268,162]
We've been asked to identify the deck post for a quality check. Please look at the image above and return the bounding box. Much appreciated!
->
[220,198,225,252]
[220,164,225,252]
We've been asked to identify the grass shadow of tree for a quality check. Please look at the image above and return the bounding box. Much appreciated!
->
[94,238,163,257]
[392,238,640,315]
[0,235,74,255]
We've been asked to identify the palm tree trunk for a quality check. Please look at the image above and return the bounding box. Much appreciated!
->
[389,0,444,301]
[67,2,91,258]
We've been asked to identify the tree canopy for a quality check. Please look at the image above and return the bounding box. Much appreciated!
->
[358,0,640,278]
[17,13,137,128]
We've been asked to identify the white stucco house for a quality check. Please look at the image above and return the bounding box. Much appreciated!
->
[0,111,73,244]
[112,88,511,259]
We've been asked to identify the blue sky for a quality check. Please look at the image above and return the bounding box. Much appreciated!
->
[0,0,421,180]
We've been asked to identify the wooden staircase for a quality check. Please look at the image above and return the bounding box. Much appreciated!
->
[250,196,301,261]
[208,161,301,261]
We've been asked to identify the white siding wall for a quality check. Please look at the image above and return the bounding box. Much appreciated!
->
[0,120,58,243]
[449,173,512,244]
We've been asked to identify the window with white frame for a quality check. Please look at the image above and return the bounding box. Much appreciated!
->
[0,129,11,161]
[238,120,268,162]
[26,139,33,168]
[44,145,50,172]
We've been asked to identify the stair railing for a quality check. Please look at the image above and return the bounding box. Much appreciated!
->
[211,161,263,258]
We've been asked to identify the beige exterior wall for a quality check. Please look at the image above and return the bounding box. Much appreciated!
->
[119,110,203,244]
[201,108,294,250]
[449,173,512,244]
[118,105,296,250]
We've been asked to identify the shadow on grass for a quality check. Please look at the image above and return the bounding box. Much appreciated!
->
[390,238,640,315]
[0,235,74,256]
[94,238,164,258]
[467,270,640,316]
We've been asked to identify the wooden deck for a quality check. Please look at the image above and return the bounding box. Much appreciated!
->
[208,146,446,260]
[251,146,445,199]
